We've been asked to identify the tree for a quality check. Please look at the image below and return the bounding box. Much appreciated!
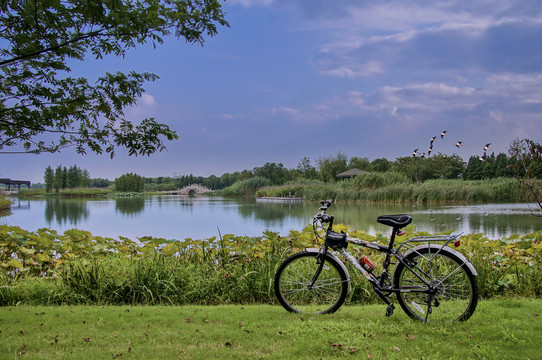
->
[0,0,228,156]
[44,166,54,192]
[465,156,483,180]
[371,158,391,172]
[318,152,348,182]
[253,162,290,185]
[393,156,429,182]
[115,173,145,192]
[88,178,112,188]
[495,153,511,177]
[429,154,465,179]
[508,138,542,215]
[348,156,372,172]
[296,157,319,180]
[53,166,63,193]
[481,153,496,179]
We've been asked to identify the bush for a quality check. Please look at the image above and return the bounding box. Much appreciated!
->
[1,225,541,305]
[220,177,272,197]
[353,171,411,189]
[115,173,145,192]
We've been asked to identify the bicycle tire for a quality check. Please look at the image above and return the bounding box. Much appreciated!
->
[393,246,478,323]
[274,250,349,314]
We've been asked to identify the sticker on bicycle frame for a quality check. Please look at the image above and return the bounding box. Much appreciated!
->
[411,301,425,314]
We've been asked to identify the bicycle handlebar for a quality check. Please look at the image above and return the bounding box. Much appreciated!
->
[319,199,334,210]
[314,199,335,227]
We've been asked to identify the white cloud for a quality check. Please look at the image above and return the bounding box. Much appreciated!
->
[300,1,542,79]
[141,94,157,106]
[322,61,384,78]
[228,0,274,7]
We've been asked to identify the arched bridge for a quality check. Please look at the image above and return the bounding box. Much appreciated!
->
[160,184,212,196]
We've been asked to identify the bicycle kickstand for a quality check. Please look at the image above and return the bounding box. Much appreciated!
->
[373,286,395,317]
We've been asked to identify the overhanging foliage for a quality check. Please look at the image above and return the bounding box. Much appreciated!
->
[0,0,228,156]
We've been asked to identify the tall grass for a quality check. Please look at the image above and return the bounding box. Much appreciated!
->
[221,177,272,197]
[1,224,541,306]
[0,196,11,211]
[256,175,533,203]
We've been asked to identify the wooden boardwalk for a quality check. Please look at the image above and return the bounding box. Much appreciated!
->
[0,178,31,193]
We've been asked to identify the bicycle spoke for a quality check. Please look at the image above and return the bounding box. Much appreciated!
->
[395,248,478,323]
[275,252,348,314]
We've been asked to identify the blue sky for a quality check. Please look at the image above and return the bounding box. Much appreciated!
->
[3,0,542,183]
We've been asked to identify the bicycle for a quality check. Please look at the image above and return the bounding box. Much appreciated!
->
[274,200,479,323]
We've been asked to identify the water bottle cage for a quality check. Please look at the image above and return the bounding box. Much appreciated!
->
[324,230,348,250]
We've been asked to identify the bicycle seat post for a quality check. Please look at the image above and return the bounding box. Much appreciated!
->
[376,214,412,251]
[387,227,399,251]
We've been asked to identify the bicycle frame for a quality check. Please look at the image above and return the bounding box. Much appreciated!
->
[275,199,479,321]
[317,217,476,314]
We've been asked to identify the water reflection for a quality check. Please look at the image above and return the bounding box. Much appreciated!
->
[3,196,540,239]
[44,198,89,226]
[115,197,145,215]
[413,204,541,238]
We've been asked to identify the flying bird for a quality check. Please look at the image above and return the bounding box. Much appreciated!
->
[455,141,462,148]
[428,148,432,156]
[441,130,447,139]
[484,143,491,151]
[412,149,418,157]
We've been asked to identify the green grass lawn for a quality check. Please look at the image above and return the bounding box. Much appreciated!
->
[1,299,541,359]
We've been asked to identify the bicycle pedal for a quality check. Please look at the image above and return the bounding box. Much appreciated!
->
[385,303,395,317]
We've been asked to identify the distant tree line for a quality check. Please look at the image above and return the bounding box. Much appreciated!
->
[41,139,542,194]
[44,165,90,193]
[43,165,113,192]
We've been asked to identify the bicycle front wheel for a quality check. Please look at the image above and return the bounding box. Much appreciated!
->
[274,250,349,314]
[393,246,478,323]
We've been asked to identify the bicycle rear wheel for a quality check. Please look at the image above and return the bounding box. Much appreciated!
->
[274,250,349,314]
[393,246,478,323]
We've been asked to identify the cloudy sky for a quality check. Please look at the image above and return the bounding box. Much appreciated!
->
[3,0,542,183]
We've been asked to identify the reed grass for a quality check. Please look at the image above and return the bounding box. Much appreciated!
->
[257,176,534,203]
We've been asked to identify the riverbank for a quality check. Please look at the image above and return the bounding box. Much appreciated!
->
[1,224,541,306]
[14,175,542,205]
[0,196,11,214]
[17,188,148,198]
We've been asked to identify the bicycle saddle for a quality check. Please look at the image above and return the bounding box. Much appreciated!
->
[377,214,412,228]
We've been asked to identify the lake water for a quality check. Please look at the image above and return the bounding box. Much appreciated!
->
[2,196,541,240]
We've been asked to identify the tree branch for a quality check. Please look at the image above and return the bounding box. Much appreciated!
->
[0,28,108,67]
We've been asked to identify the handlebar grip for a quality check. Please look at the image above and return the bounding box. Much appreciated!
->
[320,199,334,209]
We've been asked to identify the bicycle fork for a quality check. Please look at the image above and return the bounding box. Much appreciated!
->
[307,248,328,290]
